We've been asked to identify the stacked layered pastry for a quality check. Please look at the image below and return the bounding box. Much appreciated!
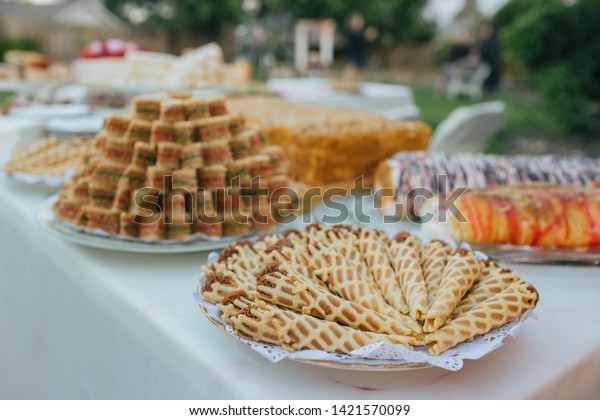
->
[201,224,538,356]
[54,92,290,241]
[375,151,600,218]
[424,184,600,248]
[228,97,430,186]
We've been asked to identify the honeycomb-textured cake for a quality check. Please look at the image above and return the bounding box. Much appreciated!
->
[228,97,431,186]
[54,92,291,241]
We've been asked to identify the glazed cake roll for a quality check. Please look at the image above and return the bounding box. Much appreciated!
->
[173,121,198,144]
[156,142,182,170]
[88,182,116,208]
[184,97,209,120]
[229,134,251,159]
[104,114,131,136]
[150,120,174,145]
[131,142,157,168]
[138,213,165,241]
[200,164,226,190]
[207,97,227,116]
[103,137,133,165]
[197,116,232,142]
[181,143,203,169]
[121,164,146,190]
[145,165,171,193]
[159,99,185,122]
[90,161,125,188]
[426,184,600,247]
[228,114,245,135]
[125,119,152,143]
[119,212,139,237]
[172,167,198,190]
[202,139,233,166]
[133,95,161,121]
[86,206,120,234]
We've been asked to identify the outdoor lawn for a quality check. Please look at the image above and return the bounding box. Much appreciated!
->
[407,82,564,155]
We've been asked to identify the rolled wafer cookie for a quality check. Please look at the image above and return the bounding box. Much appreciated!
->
[229,299,415,352]
[357,228,409,314]
[253,263,419,336]
[201,266,253,304]
[425,280,539,355]
[314,249,421,332]
[387,232,428,320]
[217,291,254,323]
[421,240,453,309]
[452,265,519,319]
[424,248,483,333]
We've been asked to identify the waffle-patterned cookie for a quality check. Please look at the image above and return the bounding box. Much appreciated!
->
[4,136,90,176]
[201,224,539,356]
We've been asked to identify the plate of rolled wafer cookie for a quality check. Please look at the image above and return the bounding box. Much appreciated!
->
[196,224,539,371]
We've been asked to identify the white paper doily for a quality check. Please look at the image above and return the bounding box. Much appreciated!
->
[194,240,537,371]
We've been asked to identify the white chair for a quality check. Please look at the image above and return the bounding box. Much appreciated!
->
[445,63,490,100]
[428,101,505,153]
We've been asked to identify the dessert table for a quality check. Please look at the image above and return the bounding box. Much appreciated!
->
[1,121,600,400]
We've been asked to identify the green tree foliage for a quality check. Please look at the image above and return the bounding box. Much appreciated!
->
[499,0,600,133]
[103,0,244,35]
[103,0,433,43]
[0,37,41,61]
[262,0,434,43]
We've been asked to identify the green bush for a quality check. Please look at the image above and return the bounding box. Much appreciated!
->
[500,0,600,133]
[0,37,41,61]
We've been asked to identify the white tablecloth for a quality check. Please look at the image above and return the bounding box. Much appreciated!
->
[1,126,600,399]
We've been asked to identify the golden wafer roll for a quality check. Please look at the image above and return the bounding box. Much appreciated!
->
[314,250,420,331]
[424,249,482,333]
[229,300,415,352]
[253,263,419,336]
[357,228,410,315]
[421,240,453,309]
[201,268,252,304]
[387,232,428,320]
[452,265,518,319]
[426,280,539,355]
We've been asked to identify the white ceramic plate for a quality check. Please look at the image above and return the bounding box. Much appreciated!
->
[46,115,105,135]
[36,194,274,254]
[10,104,91,120]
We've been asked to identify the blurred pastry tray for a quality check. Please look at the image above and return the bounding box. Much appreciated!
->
[472,243,600,266]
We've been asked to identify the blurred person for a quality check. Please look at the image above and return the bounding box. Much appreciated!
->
[478,23,502,93]
[447,29,472,63]
[345,13,377,81]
